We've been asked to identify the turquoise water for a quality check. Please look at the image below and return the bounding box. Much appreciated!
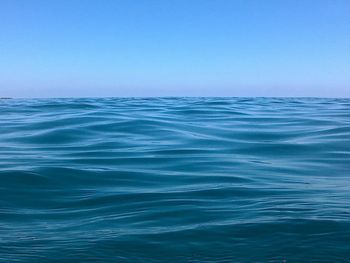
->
[1,97,350,263]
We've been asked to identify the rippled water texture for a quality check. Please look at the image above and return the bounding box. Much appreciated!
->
[1,97,350,262]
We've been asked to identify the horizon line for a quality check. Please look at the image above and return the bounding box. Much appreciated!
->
[3,95,350,100]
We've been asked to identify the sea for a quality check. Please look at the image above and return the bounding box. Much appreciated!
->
[0,97,350,263]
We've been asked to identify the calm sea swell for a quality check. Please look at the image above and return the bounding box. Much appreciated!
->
[1,97,350,262]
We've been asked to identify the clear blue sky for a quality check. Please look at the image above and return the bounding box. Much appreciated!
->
[1,0,349,98]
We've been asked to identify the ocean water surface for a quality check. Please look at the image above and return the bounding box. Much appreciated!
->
[1,97,350,263]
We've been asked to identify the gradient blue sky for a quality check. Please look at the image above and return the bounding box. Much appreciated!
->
[1,0,349,98]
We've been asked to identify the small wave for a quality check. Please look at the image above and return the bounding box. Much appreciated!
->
[1,97,350,262]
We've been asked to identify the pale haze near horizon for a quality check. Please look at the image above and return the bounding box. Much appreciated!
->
[0,0,349,98]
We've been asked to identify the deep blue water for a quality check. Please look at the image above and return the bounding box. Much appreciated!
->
[1,97,350,263]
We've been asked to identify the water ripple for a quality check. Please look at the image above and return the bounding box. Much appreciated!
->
[1,97,350,262]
